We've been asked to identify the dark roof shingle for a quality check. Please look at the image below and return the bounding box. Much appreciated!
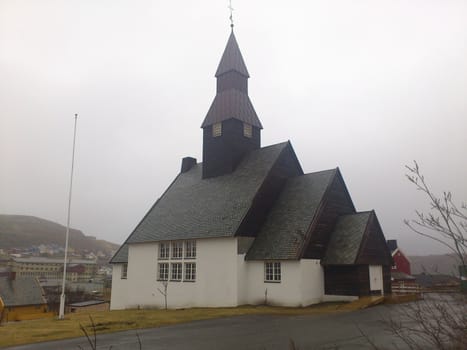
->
[246,169,336,260]
[123,142,288,246]
[322,212,372,265]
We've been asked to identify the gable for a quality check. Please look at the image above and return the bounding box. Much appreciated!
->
[321,212,372,265]
[123,142,289,244]
[301,169,356,259]
[246,168,335,260]
[355,212,393,266]
[236,142,303,238]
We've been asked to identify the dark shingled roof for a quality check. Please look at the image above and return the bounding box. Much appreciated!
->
[123,142,289,246]
[0,276,46,307]
[246,169,336,260]
[201,89,262,128]
[321,212,372,265]
[110,244,129,264]
[215,31,249,78]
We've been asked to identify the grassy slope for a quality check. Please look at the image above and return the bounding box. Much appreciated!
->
[0,215,118,254]
[0,304,344,347]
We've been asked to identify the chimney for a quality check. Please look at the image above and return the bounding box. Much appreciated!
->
[181,157,197,173]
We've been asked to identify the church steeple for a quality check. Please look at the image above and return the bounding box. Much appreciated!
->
[201,31,263,179]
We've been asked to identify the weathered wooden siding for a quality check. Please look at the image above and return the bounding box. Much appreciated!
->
[356,213,393,266]
[324,265,370,296]
[202,118,260,179]
[303,171,355,259]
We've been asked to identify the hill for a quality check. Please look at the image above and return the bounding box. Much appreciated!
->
[409,254,463,276]
[0,214,118,255]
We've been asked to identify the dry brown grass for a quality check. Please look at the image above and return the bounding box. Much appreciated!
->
[0,303,344,347]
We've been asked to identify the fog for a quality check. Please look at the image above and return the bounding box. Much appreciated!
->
[1,1,466,255]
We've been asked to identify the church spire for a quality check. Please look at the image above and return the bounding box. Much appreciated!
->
[215,31,249,78]
[201,30,263,179]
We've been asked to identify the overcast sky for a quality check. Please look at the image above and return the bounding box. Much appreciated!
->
[1,1,466,255]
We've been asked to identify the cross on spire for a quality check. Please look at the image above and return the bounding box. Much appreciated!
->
[228,0,234,29]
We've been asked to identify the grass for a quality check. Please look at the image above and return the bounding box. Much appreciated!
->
[0,303,345,348]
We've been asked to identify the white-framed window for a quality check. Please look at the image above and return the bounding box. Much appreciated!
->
[158,263,169,281]
[171,263,182,281]
[243,123,252,138]
[159,242,170,260]
[185,241,196,259]
[264,262,281,282]
[184,263,196,281]
[172,242,183,259]
[212,122,222,137]
[121,263,128,279]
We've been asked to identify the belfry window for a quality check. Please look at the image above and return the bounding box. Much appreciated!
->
[212,122,222,137]
[243,123,252,138]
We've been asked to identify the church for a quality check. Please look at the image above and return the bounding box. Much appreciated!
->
[110,29,393,309]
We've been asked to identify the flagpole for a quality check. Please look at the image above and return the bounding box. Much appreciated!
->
[59,113,78,320]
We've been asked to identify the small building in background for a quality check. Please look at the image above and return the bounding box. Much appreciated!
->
[0,271,53,322]
[387,240,420,295]
[67,300,109,314]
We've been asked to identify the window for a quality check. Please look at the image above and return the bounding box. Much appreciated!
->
[212,122,222,137]
[172,242,183,259]
[158,263,169,281]
[185,241,196,259]
[243,123,252,138]
[184,263,196,281]
[159,242,170,260]
[264,262,281,282]
[121,264,128,279]
[171,263,182,281]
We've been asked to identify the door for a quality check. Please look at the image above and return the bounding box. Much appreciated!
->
[369,265,383,295]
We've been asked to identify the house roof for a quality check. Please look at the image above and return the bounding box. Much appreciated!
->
[321,212,372,265]
[246,169,336,260]
[201,89,262,128]
[110,244,129,264]
[391,271,415,280]
[111,142,290,261]
[215,31,249,78]
[0,276,46,307]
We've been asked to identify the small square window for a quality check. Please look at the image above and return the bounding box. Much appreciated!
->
[212,122,222,137]
[184,263,196,281]
[264,262,281,282]
[185,241,196,259]
[159,242,170,260]
[171,263,182,281]
[121,264,128,279]
[172,242,183,259]
[158,263,169,281]
[243,123,252,138]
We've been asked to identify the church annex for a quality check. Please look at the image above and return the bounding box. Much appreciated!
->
[110,29,392,309]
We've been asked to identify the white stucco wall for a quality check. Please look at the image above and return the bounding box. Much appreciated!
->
[110,264,129,310]
[113,238,239,309]
[238,258,324,307]
[111,237,345,309]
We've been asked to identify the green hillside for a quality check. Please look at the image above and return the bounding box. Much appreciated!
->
[0,214,118,254]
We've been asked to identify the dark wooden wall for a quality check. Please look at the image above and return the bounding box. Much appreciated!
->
[217,71,248,93]
[303,171,355,259]
[383,265,392,294]
[202,118,260,179]
[324,265,370,296]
